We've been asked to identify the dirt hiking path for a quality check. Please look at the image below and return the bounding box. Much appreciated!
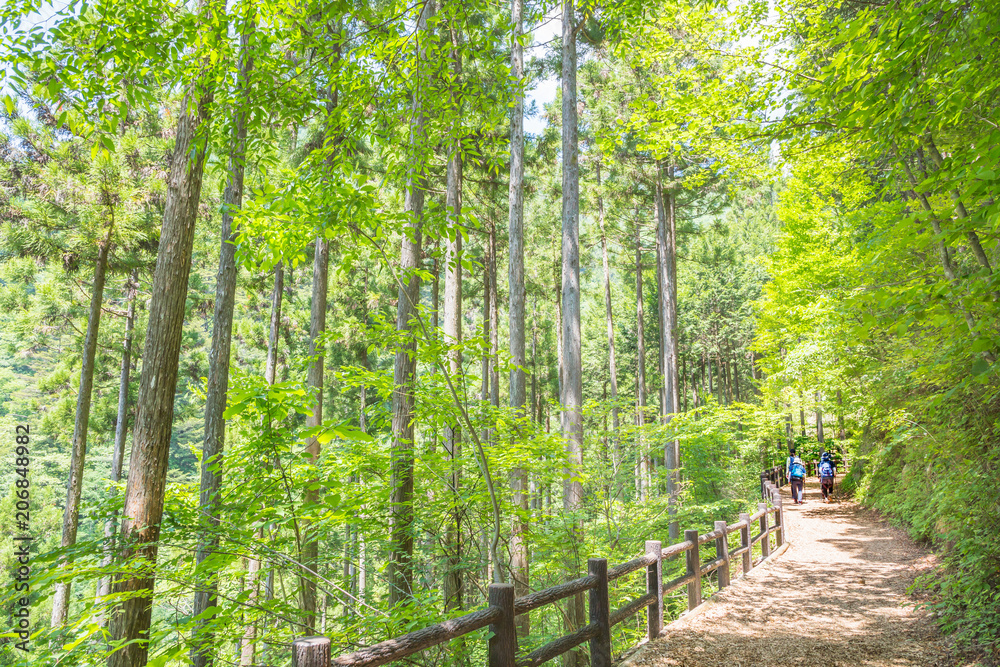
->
[623,477,950,667]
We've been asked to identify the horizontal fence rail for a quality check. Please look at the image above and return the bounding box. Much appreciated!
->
[293,478,788,667]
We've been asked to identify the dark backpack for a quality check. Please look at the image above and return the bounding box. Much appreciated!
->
[819,460,835,477]
[789,458,806,479]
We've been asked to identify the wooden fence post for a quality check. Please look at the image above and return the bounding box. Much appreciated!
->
[773,495,784,548]
[684,529,701,612]
[739,512,751,575]
[488,583,516,667]
[758,502,770,559]
[714,521,730,589]
[588,558,612,667]
[293,636,331,667]
[645,540,663,640]
[759,472,767,500]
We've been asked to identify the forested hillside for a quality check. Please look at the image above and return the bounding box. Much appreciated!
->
[0,0,997,664]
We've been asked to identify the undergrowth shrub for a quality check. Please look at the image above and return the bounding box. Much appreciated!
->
[854,403,1000,658]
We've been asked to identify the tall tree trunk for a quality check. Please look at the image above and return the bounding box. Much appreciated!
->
[389,0,434,607]
[634,218,649,501]
[531,298,539,423]
[301,20,345,627]
[357,336,371,609]
[815,391,824,449]
[432,251,440,332]
[719,355,733,405]
[554,251,563,396]
[108,10,219,660]
[507,0,529,634]
[248,260,282,662]
[667,168,679,416]
[732,353,740,402]
[655,237,665,417]
[351,270,372,607]
[482,238,493,425]
[192,10,254,662]
[430,246,439,457]
[560,2,585,663]
[487,222,502,582]
[266,264,283,386]
[836,389,846,441]
[656,162,679,540]
[480,225,494,467]
[301,236,329,631]
[692,362,700,412]
[97,270,137,621]
[342,523,355,619]
[785,404,793,451]
[680,352,687,412]
[799,390,806,436]
[530,300,542,511]
[706,352,712,399]
[489,223,500,413]
[52,219,114,626]
[597,161,620,484]
[443,31,464,608]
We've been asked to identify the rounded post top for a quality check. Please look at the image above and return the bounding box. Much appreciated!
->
[294,636,331,648]
[588,557,608,575]
[292,636,331,667]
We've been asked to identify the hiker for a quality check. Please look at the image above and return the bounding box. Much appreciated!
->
[786,449,806,504]
[819,451,837,503]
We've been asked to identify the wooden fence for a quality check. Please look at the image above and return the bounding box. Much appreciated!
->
[291,480,788,667]
[760,464,787,497]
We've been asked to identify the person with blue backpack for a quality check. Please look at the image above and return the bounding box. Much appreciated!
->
[786,449,807,504]
[819,451,837,503]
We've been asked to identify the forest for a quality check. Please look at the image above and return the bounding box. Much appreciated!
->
[0,0,998,664]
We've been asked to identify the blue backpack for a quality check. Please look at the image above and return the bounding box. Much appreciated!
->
[819,460,835,477]
[789,458,806,479]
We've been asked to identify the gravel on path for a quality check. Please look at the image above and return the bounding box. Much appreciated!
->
[621,477,950,667]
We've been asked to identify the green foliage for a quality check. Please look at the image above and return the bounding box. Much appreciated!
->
[5,0,998,662]
[750,0,1000,646]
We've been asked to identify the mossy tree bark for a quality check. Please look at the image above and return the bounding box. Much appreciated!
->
[107,6,220,661]
[192,6,255,663]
